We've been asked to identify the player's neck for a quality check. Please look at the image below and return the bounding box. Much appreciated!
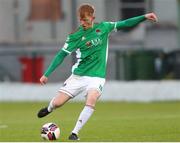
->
[83,23,94,30]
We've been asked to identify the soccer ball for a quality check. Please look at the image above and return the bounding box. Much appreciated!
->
[41,123,60,140]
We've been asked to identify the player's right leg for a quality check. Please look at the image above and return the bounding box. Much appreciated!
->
[37,74,82,118]
[37,92,71,118]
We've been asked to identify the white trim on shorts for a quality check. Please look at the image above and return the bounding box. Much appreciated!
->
[59,74,105,98]
[59,89,74,98]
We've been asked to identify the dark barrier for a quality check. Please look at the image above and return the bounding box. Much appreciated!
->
[166,50,180,79]
[115,49,164,80]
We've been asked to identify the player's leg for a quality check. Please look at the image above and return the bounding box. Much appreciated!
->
[37,91,71,118]
[69,77,105,140]
[38,75,83,118]
[69,89,100,140]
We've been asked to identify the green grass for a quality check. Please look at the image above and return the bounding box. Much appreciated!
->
[0,101,180,141]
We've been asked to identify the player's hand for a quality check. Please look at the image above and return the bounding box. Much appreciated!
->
[145,13,158,22]
[40,75,48,85]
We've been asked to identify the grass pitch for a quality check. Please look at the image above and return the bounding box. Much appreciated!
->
[0,101,180,142]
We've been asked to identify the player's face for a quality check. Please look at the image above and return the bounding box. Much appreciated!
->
[79,15,94,30]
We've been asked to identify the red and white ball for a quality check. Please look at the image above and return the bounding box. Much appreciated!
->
[41,123,60,140]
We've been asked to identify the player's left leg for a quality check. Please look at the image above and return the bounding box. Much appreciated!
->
[69,89,100,140]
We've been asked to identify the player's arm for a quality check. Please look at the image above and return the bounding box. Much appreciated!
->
[44,50,68,77]
[115,13,158,30]
[104,13,158,32]
[40,50,68,85]
[40,35,79,85]
[115,15,146,29]
[116,13,158,30]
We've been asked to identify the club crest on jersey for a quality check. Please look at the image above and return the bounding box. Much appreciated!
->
[96,29,101,35]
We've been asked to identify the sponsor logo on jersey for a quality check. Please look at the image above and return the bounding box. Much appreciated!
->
[86,38,102,47]
[91,38,102,46]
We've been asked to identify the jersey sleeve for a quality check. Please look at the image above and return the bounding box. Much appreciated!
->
[103,15,146,33]
[44,50,68,77]
[103,22,117,33]
[62,34,79,54]
[115,15,146,30]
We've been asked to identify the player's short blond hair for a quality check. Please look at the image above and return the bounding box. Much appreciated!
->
[78,3,95,19]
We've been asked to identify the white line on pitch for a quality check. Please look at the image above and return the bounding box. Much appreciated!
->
[0,125,8,128]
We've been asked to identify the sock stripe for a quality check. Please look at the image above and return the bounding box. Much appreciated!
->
[85,104,95,109]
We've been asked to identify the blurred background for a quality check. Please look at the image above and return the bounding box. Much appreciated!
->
[0,0,180,102]
[0,1,180,141]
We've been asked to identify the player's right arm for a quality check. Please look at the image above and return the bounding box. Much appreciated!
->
[40,50,68,85]
[40,35,79,85]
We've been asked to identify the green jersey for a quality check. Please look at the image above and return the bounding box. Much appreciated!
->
[44,15,146,78]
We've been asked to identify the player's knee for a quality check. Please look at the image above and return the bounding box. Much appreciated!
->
[53,92,71,108]
[86,95,100,107]
[91,96,98,102]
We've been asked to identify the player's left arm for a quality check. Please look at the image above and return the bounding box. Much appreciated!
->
[116,13,158,30]
[104,13,158,33]
[145,13,158,22]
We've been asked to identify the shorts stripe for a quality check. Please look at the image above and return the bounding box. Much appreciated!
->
[59,89,74,97]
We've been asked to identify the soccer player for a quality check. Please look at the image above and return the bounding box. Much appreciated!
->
[37,3,158,140]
